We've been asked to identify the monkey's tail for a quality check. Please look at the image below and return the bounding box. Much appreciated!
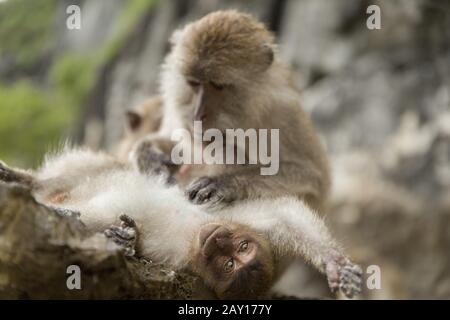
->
[0,160,35,188]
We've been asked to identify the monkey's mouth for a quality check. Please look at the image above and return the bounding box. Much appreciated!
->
[199,223,221,249]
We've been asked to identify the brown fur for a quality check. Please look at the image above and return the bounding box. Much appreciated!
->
[177,11,275,84]
[189,223,274,299]
[115,96,163,162]
[131,10,331,213]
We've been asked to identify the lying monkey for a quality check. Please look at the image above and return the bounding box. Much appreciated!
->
[0,149,361,299]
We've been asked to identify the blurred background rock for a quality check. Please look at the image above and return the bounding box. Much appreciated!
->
[0,0,448,299]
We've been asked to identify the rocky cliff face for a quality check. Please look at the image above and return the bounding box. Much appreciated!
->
[77,0,449,298]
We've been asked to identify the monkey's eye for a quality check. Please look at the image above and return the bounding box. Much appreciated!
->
[238,240,249,252]
[187,79,200,88]
[210,81,224,91]
[223,258,234,273]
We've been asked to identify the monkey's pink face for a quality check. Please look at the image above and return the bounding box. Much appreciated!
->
[192,223,274,299]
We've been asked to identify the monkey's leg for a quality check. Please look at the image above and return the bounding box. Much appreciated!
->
[0,160,35,188]
[104,214,138,257]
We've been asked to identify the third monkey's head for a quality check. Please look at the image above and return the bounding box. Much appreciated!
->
[115,96,162,161]
[190,222,274,299]
[163,10,277,133]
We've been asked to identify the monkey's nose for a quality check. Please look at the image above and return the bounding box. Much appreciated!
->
[199,223,221,248]
[215,237,232,250]
[215,237,225,248]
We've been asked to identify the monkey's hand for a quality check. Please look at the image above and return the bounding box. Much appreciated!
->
[186,176,237,207]
[325,251,362,299]
[133,140,175,183]
[104,214,138,257]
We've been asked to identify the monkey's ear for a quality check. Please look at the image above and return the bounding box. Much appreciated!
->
[126,111,142,131]
[258,44,274,71]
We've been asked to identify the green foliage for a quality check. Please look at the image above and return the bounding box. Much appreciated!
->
[50,54,96,108]
[0,82,74,167]
[0,0,57,70]
[102,0,156,61]
[0,0,156,166]
[50,0,156,108]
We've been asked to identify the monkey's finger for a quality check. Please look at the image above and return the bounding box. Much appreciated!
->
[340,281,362,298]
[352,265,363,276]
[119,214,136,228]
[104,228,136,256]
[187,177,214,197]
[341,263,362,274]
[339,276,362,298]
[340,283,361,299]
[325,263,340,291]
[341,268,362,283]
[105,225,136,240]
[206,193,230,209]
[186,180,207,201]
[53,208,81,219]
[187,191,198,201]
[341,267,363,286]
[193,186,216,204]
[341,278,362,292]
[327,279,340,293]
[104,229,115,238]
[341,276,362,289]
[117,228,136,240]
[111,239,136,256]
[124,247,136,257]
[110,236,131,247]
[186,184,200,201]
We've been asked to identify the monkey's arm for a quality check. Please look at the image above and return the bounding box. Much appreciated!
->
[187,160,327,211]
[236,198,362,298]
[131,134,180,179]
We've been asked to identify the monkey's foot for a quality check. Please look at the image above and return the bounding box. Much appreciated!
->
[186,176,236,207]
[325,252,362,299]
[104,214,137,257]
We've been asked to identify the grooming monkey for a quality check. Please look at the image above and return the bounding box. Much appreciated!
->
[0,149,360,299]
[131,10,330,212]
